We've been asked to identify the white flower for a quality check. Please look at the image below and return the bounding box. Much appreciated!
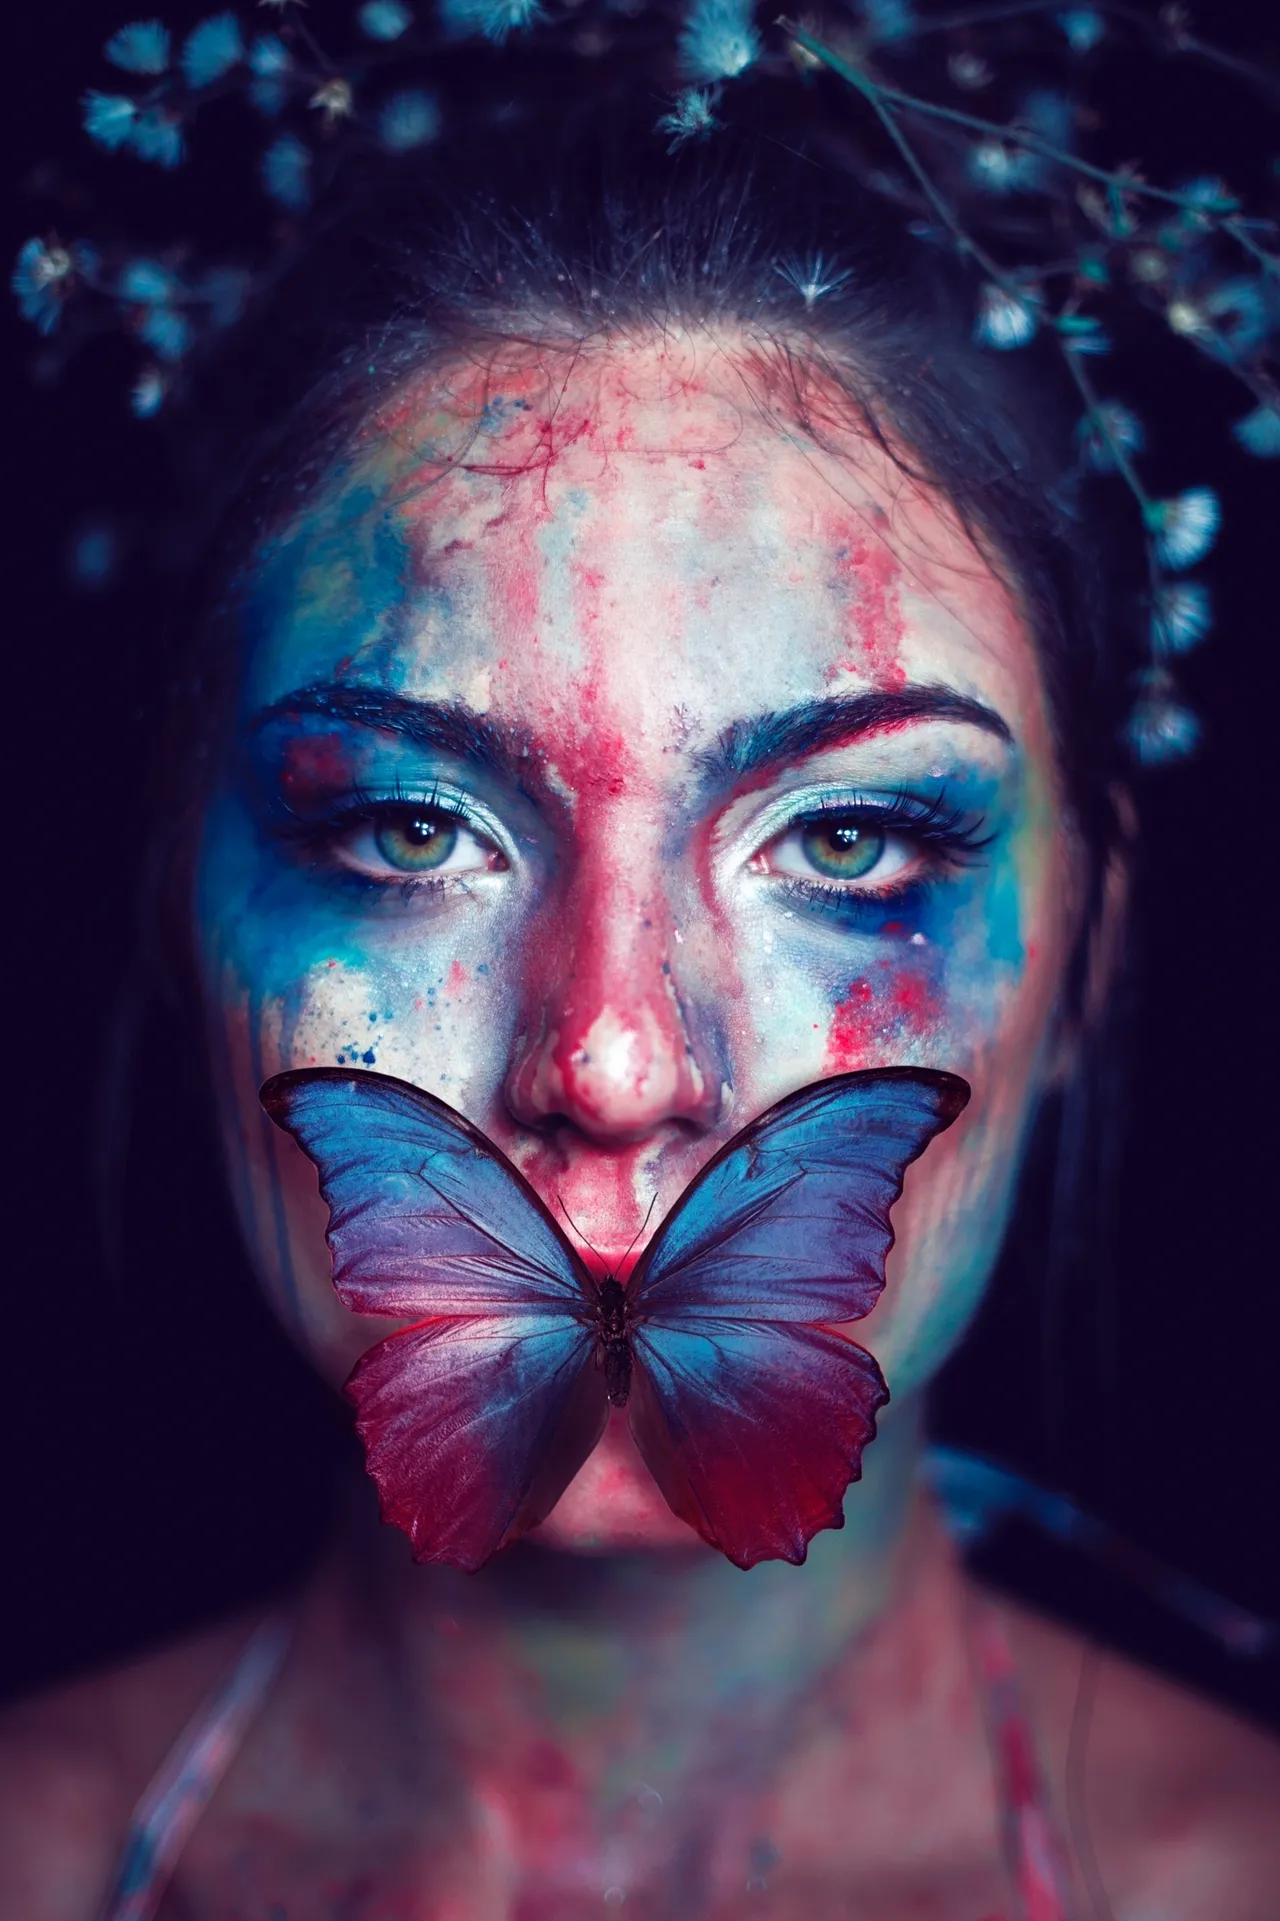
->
[1151,581,1212,655]
[82,91,138,150]
[656,87,719,150]
[947,51,990,90]
[974,284,1038,350]
[1125,674,1201,765]
[775,253,852,310]
[379,89,439,151]
[1077,400,1143,472]
[967,138,1039,194]
[11,237,76,334]
[1233,403,1280,458]
[438,0,541,42]
[249,32,291,73]
[1145,487,1221,570]
[359,0,413,38]
[310,76,354,123]
[261,132,311,208]
[679,0,761,82]
[131,365,166,416]
[860,0,914,42]
[104,20,172,74]
[180,13,245,87]
[130,107,185,167]
[1056,9,1105,53]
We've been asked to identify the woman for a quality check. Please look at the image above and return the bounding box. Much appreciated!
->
[2,16,1277,1916]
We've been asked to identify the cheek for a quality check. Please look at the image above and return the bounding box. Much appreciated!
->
[196,809,533,1368]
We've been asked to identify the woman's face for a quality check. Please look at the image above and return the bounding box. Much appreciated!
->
[196,334,1078,1552]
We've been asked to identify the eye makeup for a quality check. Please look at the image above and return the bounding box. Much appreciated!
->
[735,782,996,935]
[249,712,522,903]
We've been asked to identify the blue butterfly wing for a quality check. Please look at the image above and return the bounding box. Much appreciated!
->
[261,1069,605,1569]
[627,1068,969,1568]
[261,1068,588,1317]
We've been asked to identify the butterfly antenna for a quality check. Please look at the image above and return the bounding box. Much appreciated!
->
[556,1197,605,1263]
[621,1194,659,1268]
[557,1193,658,1278]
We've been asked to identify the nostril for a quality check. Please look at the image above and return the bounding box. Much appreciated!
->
[505,999,723,1142]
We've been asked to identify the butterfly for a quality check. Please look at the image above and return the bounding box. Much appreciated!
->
[261,1065,969,1571]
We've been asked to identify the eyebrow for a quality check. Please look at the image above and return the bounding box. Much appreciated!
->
[701,686,1012,784]
[253,679,1012,790]
[251,683,528,782]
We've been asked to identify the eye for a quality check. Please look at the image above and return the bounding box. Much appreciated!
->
[337,804,507,880]
[762,812,914,890]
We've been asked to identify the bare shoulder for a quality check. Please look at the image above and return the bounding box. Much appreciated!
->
[1000,1596,1280,1921]
[0,1612,261,1921]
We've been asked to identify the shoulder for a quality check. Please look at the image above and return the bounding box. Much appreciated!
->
[0,1613,261,1921]
[1000,1597,1280,1921]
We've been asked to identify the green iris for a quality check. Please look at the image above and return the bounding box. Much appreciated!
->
[800,817,886,880]
[373,808,459,873]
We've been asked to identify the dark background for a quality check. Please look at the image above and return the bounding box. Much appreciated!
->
[3,1,1277,1726]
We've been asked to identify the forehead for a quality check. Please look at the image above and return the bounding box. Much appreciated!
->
[240,333,1048,758]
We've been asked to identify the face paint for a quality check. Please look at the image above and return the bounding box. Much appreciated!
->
[195,330,1079,1549]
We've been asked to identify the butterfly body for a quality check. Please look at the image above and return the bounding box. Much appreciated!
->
[594,1276,634,1408]
[262,1063,969,1571]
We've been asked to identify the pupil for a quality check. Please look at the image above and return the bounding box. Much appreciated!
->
[801,817,885,880]
[374,809,458,872]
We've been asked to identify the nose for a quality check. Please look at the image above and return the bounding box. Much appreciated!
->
[505,840,724,1144]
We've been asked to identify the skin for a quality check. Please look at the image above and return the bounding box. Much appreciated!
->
[3,330,1277,1919]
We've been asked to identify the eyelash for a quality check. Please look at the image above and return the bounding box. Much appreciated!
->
[766,790,992,918]
[279,780,501,896]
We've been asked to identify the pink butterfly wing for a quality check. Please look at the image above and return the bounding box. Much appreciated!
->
[262,1070,607,1569]
[627,1069,969,1567]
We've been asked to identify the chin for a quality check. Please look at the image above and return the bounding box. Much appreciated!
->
[528,1409,706,1555]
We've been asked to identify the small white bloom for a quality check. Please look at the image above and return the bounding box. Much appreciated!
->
[249,32,291,73]
[947,51,990,90]
[1145,487,1221,570]
[379,89,439,152]
[310,76,354,123]
[1151,580,1212,655]
[860,0,914,42]
[359,0,413,38]
[104,20,172,74]
[656,87,719,149]
[775,253,852,310]
[438,0,541,42]
[968,138,1039,194]
[261,131,311,208]
[131,365,166,416]
[1057,9,1105,52]
[1125,677,1201,765]
[1166,297,1209,339]
[1233,403,1280,458]
[82,91,139,150]
[974,284,1038,350]
[679,0,760,82]
[1077,400,1143,472]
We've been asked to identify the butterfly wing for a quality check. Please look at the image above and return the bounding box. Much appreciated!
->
[627,1068,969,1569]
[261,1069,605,1569]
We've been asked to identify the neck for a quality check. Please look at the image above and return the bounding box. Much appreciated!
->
[331,1399,955,1881]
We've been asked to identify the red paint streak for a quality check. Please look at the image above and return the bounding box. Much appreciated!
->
[277,730,354,802]
[447,959,467,993]
[820,519,908,690]
[823,963,943,1073]
[824,978,878,1073]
